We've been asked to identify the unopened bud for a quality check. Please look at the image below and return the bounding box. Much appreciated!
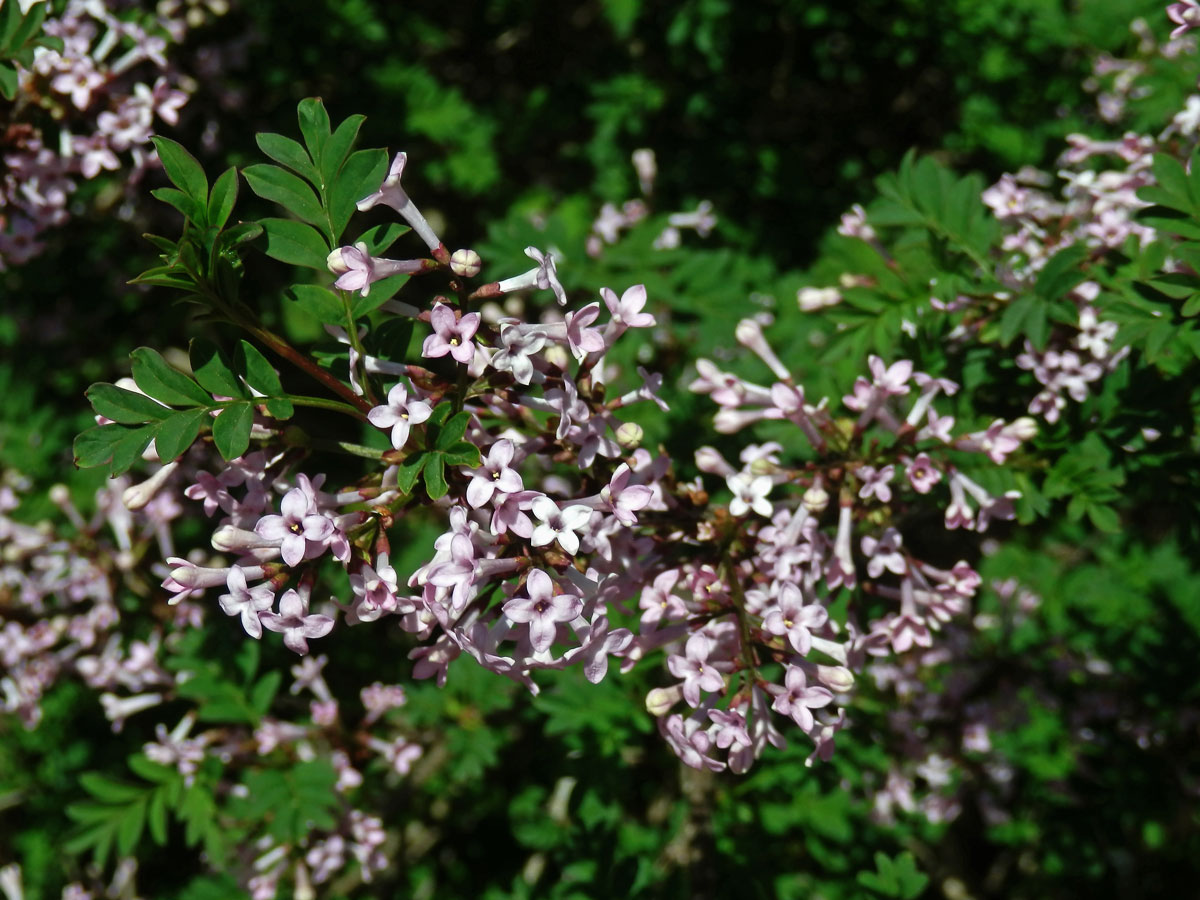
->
[48,484,70,506]
[645,684,684,716]
[1006,416,1038,441]
[816,665,855,693]
[802,484,830,514]
[615,421,643,449]
[326,246,352,275]
[450,248,482,278]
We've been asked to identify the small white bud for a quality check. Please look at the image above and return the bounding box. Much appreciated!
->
[615,422,643,449]
[802,484,830,514]
[645,684,684,717]
[450,248,482,278]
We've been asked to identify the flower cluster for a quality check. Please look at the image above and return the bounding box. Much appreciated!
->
[0,0,208,268]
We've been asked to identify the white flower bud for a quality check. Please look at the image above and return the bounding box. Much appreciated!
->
[1006,416,1039,441]
[645,684,684,716]
[615,421,643,449]
[797,286,842,312]
[450,248,482,278]
[816,665,855,693]
[802,484,830,514]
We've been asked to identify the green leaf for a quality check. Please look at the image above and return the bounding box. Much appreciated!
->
[235,340,285,397]
[151,187,206,224]
[423,452,449,498]
[357,221,410,257]
[218,221,264,250]
[243,164,326,229]
[128,754,178,784]
[285,283,345,323]
[207,166,239,230]
[435,410,471,449]
[147,787,169,845]
[1034,244,1089,301]
[153,408,210,462]
[259,217,330,270]
[250,671,281,716]
[1147,154,1193,214]
[86,383,171,424]
[0,0,20,48]
[131,347,212,406]
[256,132,320,186]
[321,113,367,186]
[441,440,481,467]
[396,452,426,494]
[297,97,332,167]
[79,774,144,804]
[0,62,17,101]
[74,425,128,470]
[999,293,1048,349]
[190,339,248,399]
[151,136,209,205]
[328,148,387,239]
[211,402,254,460]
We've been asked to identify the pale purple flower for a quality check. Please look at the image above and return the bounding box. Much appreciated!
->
[260,589,335,655]
[327,242,431,296]
[490,324,547,384]
[768,665,834,731]
[857,464,895,503]
[565,302,606,360]
[599,463,653,526]
[355,152,443,252]
[727,473,774,518]
[1168,0,1200,38]
[862,528,907,579]
[600,284,655,328]
[762,583,828,654]
[422,302,480,365]
[639,569,689,628]
[580,615,633,683]
[868,355,913,396]
[667,633,726,707]
[254,488,335,567]
[466,439,524,508]
[218,566,276,639]
[530,497,592,555]
[367,382,432,450]
[496,246,567,306]
[503,569,582,653]
[905,453,941,493]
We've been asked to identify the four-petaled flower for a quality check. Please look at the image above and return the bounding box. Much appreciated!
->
[768,665,834,731]
[1169,1,1200,38]
[367,382,432,450]
[422,302,480,364]
[530,497,593,555]
[255,488,335,567]
[667,633,727,707]
[218,566,276,639]
[466,439,524,508]
[261,589,335,655]
[503,569,583,653]
[496,246,568,306]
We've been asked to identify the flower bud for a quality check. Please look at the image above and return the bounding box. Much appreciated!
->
[645,684,684,716]
[802,484,830,514]
[450,248,482,278]
[816,665,855,693]
[615,421,643,449]
[797,286,842,311]
[1006,416,1038,441]
[326,246,352,275]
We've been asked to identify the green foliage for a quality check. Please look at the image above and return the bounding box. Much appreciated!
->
[396,402,481,500]
[74,339,295,476]
[0,0,63,99]
[856,851,930,899]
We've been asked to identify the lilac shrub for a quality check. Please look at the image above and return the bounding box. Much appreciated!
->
[0,6,1193,894]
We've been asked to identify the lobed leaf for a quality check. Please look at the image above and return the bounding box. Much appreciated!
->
[256,132,320,186]
[86,383,171,424]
